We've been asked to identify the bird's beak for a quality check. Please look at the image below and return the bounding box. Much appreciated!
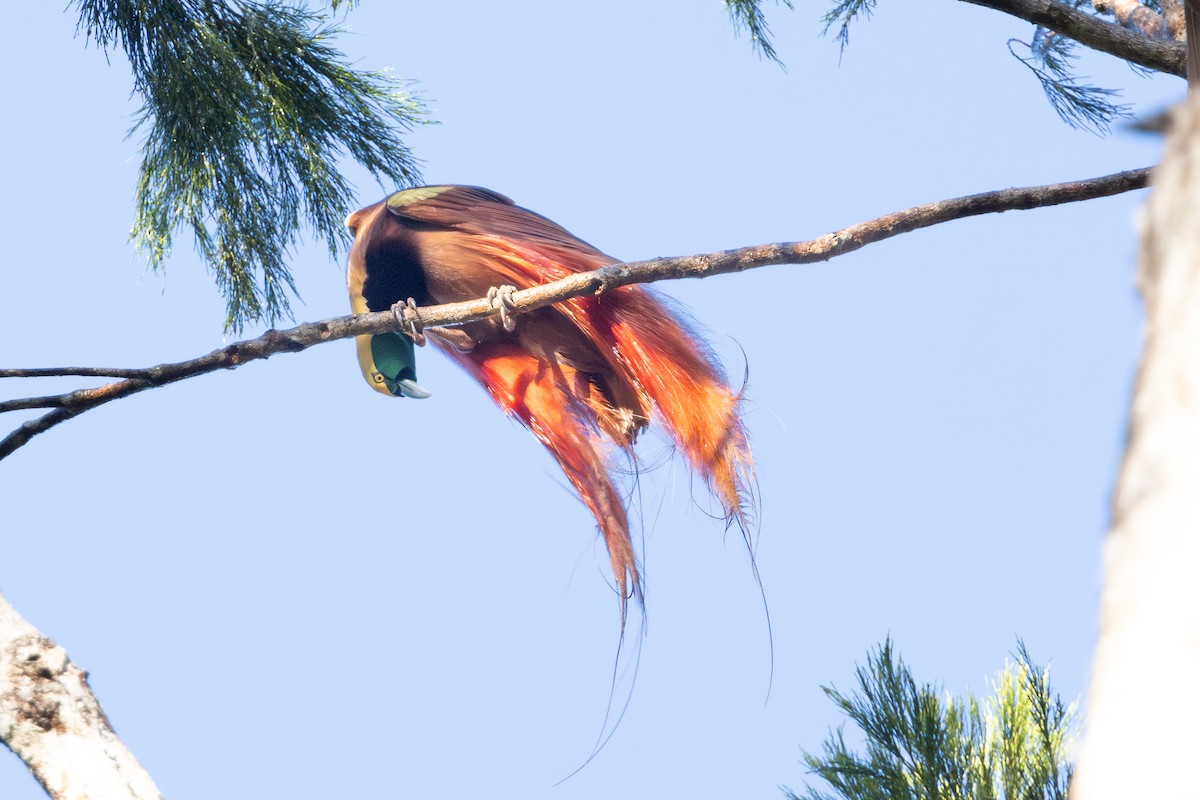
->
[390,378,432,399]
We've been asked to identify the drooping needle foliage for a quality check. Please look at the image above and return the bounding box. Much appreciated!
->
[823,0,1137,133]
[71,0,426,331]
[725,0,795,64]
[786,639,1076,800]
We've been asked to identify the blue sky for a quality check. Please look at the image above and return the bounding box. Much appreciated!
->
[0,2,1178,798]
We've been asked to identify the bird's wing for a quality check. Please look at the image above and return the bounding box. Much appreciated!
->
[385,185,615,265]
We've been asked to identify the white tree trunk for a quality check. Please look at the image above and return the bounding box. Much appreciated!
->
[1072,95,1200,799]
[0,591,160,800]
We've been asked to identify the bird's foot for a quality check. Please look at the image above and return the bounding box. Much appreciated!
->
[392,297,427,346]
[487,285,520,332]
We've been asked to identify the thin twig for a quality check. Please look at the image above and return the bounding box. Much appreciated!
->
[0,166,1153,463]
[0,367,157,379]
[962,0,1185,77]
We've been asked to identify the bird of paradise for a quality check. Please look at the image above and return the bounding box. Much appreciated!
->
[347,186,755,620]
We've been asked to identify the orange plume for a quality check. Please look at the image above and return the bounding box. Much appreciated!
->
[442,340,644,614]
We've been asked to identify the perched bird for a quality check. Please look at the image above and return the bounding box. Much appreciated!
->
[347,186,755,619]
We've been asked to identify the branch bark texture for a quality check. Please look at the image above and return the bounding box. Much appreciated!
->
[0,166,1151,463]
[962,0,1186,76]
[1071,98,1200,800]
[0,592,161,800]
[1093,0,1169,39]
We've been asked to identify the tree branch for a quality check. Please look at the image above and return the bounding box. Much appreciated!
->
[0,591,161,800]
[962,0,1186,77]
[0,166,1151,463]
[0,368,158,380]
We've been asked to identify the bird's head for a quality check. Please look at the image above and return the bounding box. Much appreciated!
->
[356,332,431,399]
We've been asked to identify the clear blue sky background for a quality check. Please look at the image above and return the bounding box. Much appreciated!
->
[0,2,1178,798]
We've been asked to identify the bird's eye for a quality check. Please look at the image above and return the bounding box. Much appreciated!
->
[372,372,385,383]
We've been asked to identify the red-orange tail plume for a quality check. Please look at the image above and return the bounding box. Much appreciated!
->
[442,339,645,618]
[439,242,756,618]
[596,287,755,533]
[435,287,755,620]
[467,236,757,537]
